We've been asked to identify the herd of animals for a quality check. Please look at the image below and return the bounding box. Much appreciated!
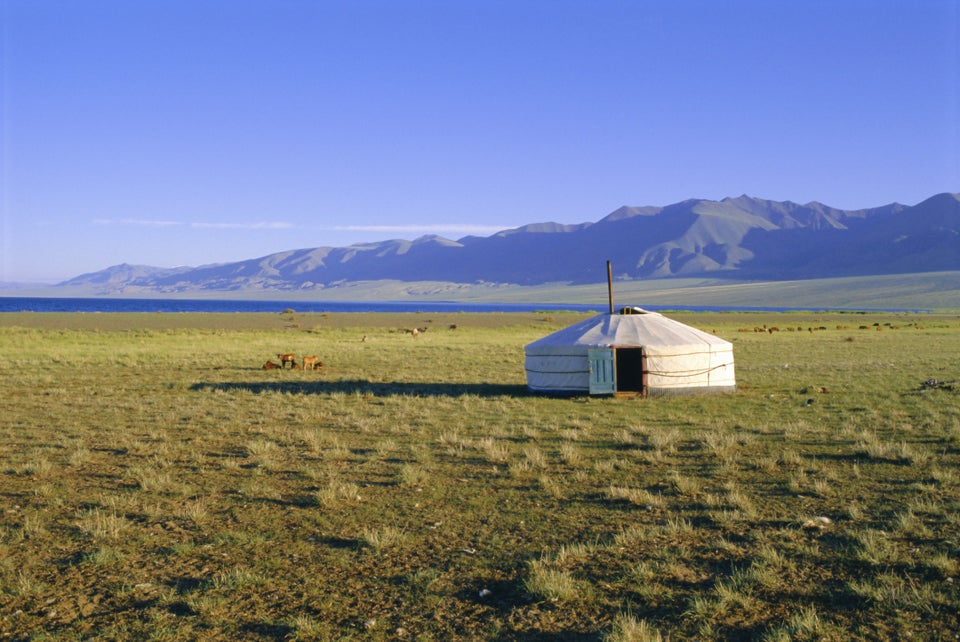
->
[262,353,323,371]
[261,324,454,371]
[737,321,924,333]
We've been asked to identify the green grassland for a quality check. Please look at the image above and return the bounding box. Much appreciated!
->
[1,310,958,641]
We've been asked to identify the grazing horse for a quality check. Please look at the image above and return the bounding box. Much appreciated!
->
[301,355,322,370]
[277,353,296,369]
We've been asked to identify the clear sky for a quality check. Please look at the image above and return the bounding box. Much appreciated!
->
[2,0,958,283]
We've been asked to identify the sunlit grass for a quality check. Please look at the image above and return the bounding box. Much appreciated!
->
[0,311,957,640]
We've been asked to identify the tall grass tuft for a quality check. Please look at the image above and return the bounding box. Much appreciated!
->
[605,614,664,642]
[361,525,409,551]
[315,477,362,508]
[525,560,581,602]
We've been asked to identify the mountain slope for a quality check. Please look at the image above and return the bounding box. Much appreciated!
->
[59,193,960,293]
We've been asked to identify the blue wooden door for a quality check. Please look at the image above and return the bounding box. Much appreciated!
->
[588,349,616,395]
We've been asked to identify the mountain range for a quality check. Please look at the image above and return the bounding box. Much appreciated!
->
[61,193,960,294]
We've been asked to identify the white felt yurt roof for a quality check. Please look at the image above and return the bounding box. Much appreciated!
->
[525,308,732,356]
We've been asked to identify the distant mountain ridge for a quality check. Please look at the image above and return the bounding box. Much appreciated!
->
[60,193,960,293]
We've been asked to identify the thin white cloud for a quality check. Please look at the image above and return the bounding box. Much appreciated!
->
[92,219,499,235]
[93,218,182,227]
[93,219,294,230]
[190,222,294,230]
[334,223,507,235]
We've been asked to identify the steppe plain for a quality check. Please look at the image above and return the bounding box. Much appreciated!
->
[1,309,958,640]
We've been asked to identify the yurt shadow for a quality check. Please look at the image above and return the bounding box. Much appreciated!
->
[190,380,532,398]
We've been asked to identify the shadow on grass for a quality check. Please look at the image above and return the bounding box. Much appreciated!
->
[494,632,600,641]
[241,622,295,638]
[190,379,532,398]
[448,578,604,641]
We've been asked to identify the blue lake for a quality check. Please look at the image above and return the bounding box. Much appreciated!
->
[0,296,919,314]
[0,296,605,314]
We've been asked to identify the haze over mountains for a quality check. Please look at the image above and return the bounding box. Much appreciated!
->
[61,193,960,294]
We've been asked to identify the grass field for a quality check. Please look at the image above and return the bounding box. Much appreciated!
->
[1,310,958,641]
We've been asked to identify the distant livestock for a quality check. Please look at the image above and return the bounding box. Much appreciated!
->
[265,354,322,371]
[402,326,429,337]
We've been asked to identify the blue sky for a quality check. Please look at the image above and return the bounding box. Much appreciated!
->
[2,0,958,283]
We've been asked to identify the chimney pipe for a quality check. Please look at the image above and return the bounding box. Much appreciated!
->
[607,260,614,314]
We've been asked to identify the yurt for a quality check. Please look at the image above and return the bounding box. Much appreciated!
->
[524,307,736,397]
